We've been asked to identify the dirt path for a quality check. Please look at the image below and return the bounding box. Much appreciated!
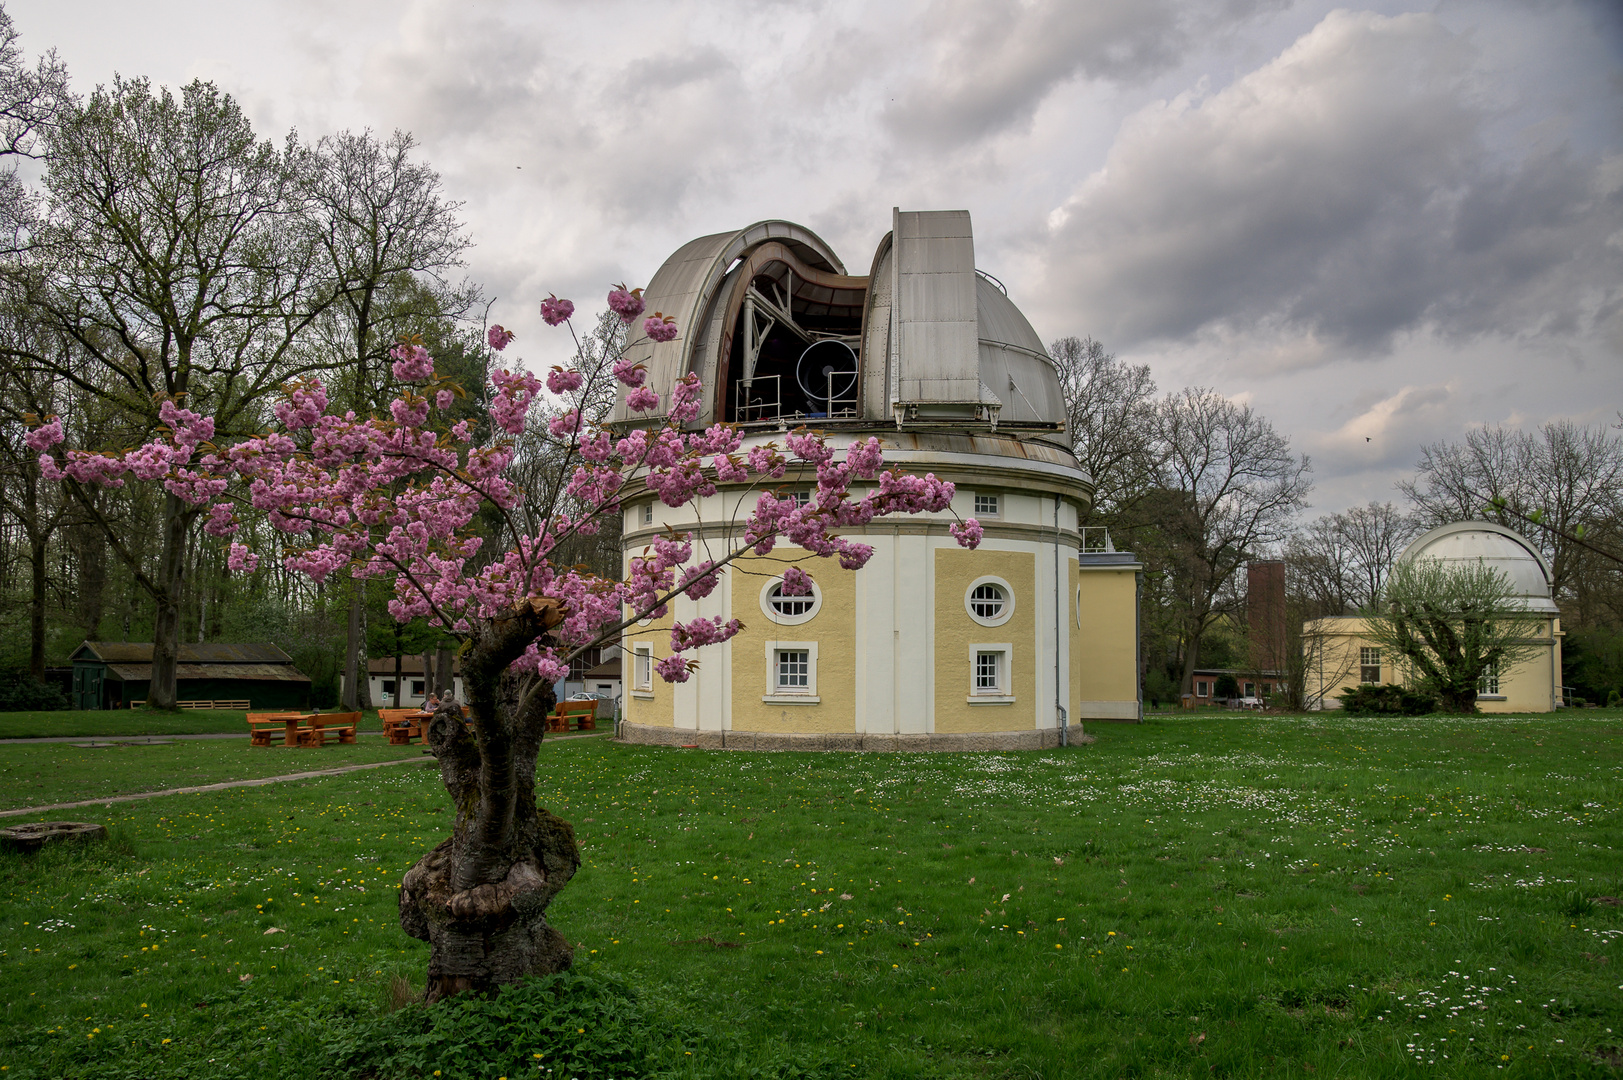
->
[0,729,613,819]
[0,757,437,818]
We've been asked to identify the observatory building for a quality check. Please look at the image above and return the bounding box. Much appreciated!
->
[616,210,1141,750]
[1303,521,1564,712]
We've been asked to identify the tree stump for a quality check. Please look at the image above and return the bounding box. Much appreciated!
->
[0,821,108,853]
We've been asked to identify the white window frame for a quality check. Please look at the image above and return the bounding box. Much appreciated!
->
[1196,680,1208,698]
[760,576,823,626]
[1478,658,1503,698]
[787,490,811,508]
[641,502,654,526]
[1359,647,1381,685]
[631,644,654,696]
[967,643,1014,704]
[410,679,425,698]
[964,575,1015,627]
[763,641,819,704]
[973,492,1000,517]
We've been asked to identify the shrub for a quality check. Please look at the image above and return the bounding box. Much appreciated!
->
[1335,683,1438,716]
[1214,674,1239,699]
[1608,689,1621,708]
[0,670,69,711]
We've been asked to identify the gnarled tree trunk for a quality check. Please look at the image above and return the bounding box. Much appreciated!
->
[399,600,578,1003]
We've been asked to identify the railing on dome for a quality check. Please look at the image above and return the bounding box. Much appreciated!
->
[1079,527,1116,553]
[735,375,781,423]
[733,373,859,423]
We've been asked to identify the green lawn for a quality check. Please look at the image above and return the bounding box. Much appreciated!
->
[0,708,401,741]
[0,713,1618,1079]
[0,736,426,811]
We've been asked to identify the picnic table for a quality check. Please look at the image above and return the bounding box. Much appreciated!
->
[246,711,360,747]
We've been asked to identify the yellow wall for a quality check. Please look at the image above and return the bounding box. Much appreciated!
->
[1303,616,1559,713]
[1073,566,1139,719]
[932,547,1034,733]
[621,601,673,727]
[728,548,858,733]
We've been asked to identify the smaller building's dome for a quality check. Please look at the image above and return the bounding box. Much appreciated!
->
[1398,521,1557,614]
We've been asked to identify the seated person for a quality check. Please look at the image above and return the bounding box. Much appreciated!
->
[423,693,440,712]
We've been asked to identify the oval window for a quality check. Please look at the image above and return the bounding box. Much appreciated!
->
[760,577,822,625]
[964,576,1015,627]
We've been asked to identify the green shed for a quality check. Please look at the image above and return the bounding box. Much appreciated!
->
[68,642,312,711]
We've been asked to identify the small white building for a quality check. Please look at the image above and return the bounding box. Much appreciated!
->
[366,657,464,708]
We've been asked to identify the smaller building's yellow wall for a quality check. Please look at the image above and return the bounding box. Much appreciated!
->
[933,547,1035,733]
[728,548,858,733]
[1073,566,1140,720]
[1302,616,1559,712]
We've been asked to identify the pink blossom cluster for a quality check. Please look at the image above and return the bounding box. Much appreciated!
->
[606,286,645,323]
[27,286,982,693]
[540,296,574,326]
[487,325,515,351]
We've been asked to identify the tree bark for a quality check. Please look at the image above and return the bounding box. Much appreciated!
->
[28,531,47,682]
[146,493,190,710]
[398,599,577,1002]
[342,587,362,710]
[435,644,454,697]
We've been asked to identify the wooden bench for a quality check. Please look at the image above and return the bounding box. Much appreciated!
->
[298,711,361,747]
[247,712,311,747]
[547,699,598,733]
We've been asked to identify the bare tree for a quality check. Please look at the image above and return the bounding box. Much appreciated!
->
[1049,335,1159,521]
[0,2,68,252]
[16,78,331,708]
[1151,387,1313,694]
[305,128,476,711]
[1401,421,1623,604]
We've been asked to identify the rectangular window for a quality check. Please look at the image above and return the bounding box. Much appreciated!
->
[1243,681,1255,697]
[1479,659,1501,696]
[381,680,395,696]
[1196,680,1208,697]
[776,650,810,691]
[1359,647,1381,684]
[973,651,1003,693]
[789,490,811,508]
[973,493,999,516]
[410,680,425,697]
[641,503,653,525]
[633,646,653,692]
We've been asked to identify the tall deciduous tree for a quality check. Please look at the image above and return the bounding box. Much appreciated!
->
[305,128,476,710]
[19,78,331,707]
[1363,558,1546,713]
[0,2,68,252]
[1401,421,1623,606]
[1049,335,1159,523]
[1151,387,1312,693]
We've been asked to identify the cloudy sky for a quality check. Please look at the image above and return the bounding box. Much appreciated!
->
[13,0,1622,517]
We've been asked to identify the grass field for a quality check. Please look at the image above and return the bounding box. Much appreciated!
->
[0,712,1618,1079]
[0,708,405,741]
[0,736,426,811]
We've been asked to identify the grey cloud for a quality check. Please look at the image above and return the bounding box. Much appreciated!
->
[881,0,1292,149]
[1036,9,1623,355]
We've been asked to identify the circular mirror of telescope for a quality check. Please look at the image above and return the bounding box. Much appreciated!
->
[794,340,859,403]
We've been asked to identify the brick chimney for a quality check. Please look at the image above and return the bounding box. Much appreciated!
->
[1247,560,1287,673]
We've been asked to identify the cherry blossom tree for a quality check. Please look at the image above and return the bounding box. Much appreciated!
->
[27,288,978,1001]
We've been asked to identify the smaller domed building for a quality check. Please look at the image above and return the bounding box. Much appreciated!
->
[1303,521,1563,712]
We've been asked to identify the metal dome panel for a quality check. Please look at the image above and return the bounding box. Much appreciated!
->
[1398,521,1557,613]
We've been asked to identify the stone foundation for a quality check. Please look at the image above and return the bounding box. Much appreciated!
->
[614,721,1094,752]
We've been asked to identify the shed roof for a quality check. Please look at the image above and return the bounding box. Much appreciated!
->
[73,642,295,664]
[103,663,311,683]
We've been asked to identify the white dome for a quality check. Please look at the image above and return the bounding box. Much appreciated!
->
[1398,521,1557,614]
